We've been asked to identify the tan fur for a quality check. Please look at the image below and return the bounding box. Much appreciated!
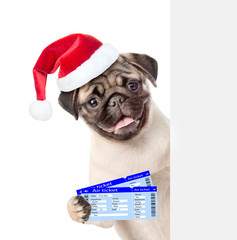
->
[88,101,170,240]
[66,54,170,240]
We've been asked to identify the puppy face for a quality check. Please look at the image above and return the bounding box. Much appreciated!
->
[58,53,158,140]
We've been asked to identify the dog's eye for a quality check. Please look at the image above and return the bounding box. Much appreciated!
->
[88,98,99,108]
[127,81,139,91]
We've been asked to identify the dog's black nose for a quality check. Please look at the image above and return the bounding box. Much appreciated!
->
[108,95,125,107]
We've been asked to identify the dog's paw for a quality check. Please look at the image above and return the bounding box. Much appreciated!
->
[67,195,91,223]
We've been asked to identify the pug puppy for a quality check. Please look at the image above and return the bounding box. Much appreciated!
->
[59,53,170,240]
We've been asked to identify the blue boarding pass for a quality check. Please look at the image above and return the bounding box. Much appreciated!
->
[79,187,157,221]
[76,170,153,195]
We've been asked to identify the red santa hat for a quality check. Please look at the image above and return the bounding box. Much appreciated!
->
[30,33,119,121]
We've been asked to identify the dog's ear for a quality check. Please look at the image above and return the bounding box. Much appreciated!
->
[58,89,79,120]
[121,53,158,87]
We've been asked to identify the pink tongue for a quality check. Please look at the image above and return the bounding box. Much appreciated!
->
[114,117,134,132]
[106,117,134,132]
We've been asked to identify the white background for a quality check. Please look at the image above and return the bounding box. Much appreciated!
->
[0,1,169,240]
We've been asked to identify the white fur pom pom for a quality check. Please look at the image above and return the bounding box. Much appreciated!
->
[29,100,53,121]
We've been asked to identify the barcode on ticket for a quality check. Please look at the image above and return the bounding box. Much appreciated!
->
[145,177,152,186]
[151,193,156,217]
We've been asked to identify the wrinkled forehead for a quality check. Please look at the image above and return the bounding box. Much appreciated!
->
[78,62,143,103]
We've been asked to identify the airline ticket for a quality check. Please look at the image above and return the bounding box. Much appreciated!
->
[76,170,153,194]
[80,187,157,221]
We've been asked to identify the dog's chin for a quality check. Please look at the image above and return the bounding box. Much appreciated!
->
[92,105,148,141]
